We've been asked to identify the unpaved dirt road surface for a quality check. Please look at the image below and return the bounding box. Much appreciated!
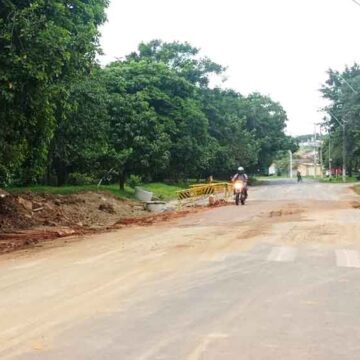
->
[1,180,360,359]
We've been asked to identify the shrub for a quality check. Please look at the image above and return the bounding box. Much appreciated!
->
[67,172,95,186]
[127,175,142,189]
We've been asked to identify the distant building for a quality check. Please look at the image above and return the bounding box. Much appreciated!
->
[268,163,277,176]
[299,139,323,148]
[297,163,323,177]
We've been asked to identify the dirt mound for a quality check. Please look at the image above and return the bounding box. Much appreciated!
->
[0,191,147,234]
[0,189,216,254]
[0,194,37,231]
[0,191,152,253]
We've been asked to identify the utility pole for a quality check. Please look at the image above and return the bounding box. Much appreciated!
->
[288,150,293,179]
[338,73,358,94]
[319,125,324,177]
[313,124,317,177]
[328,134,332,179]
[342,123,346,182]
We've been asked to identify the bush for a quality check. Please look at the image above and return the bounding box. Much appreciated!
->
[67,172,95,186]
[127,175,142,189]
[247,176,257,186]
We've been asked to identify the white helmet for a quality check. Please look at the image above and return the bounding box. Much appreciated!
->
[238,166,244,172]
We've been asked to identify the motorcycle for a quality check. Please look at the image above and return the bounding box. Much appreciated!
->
[233,180,247,206]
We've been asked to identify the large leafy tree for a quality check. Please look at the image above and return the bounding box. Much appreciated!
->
[127,39,225,87]
[200,88,259,178]
[120,42,229,181]
[48,69,110,185]
[241,93,292,173]
[0,0,109,183]
[103,60,184,188]
[321,64,360,175]
[81,41,293,185]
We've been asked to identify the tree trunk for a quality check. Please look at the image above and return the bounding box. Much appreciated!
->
[349,159,353,177]
[54,158,67,186]
[119,171,126,191]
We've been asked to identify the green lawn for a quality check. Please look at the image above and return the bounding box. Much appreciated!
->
[140,182,186,200]
[7,182,186,201]
[319,176,359,184]
[254,176,359,184]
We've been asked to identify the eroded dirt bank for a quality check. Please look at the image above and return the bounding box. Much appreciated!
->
[0,191,149,253]
[0,190,214,254]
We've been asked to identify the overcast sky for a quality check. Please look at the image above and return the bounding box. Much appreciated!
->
[99,0,360,135]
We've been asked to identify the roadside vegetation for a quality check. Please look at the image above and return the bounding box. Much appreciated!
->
[0,1,297,194]
[319,176,359,183]
[141,183,186,200]
[7,183,186,201]
[321,65,360,177]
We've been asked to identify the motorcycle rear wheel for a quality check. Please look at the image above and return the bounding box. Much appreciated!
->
[240,193,246,205]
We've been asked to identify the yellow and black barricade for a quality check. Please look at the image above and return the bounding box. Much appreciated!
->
[176,182,231,205]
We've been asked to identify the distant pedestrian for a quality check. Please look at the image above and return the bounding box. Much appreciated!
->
[297,170,302,183]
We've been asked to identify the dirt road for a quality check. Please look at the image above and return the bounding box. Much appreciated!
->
[1,180,360,359]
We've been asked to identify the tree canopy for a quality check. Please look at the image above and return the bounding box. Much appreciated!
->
[321,64,360,175]
[0,0,109,184]
[0,6,295,189]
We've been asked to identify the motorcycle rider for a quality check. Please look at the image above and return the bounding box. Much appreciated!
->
[232,166,249,199]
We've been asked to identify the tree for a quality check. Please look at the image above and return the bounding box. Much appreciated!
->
[200,88,259,178]
[127,39,225,87]
[48,69,110,185]
[103,61,183,188]
[321,64,360,175]
[94,42,294,184]
[0,0,109,183]
[241,93,291,173]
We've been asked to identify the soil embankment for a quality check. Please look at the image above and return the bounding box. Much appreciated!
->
[0,190,210,254]
[0,191,146,253]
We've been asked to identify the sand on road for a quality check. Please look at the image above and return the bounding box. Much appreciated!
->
[1,180,360,359]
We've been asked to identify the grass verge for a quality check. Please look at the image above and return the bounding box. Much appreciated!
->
[319,176,359,184]
[6,182,186,201]
[139,182,186,200]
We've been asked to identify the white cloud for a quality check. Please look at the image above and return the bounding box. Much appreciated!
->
[99,0,360,135]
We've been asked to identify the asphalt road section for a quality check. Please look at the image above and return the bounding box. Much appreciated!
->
[1,179,360,359]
